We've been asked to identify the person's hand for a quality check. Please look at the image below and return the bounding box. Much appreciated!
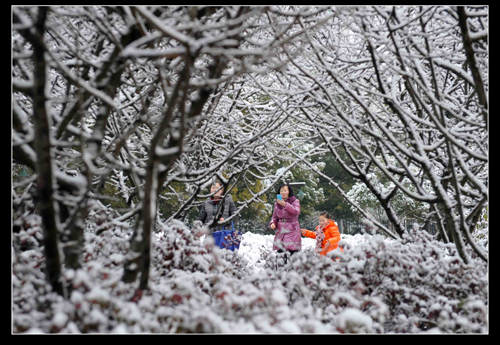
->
[301,229,306,235]
[324,241,330,250]
[277,199,286,207]
[219,217,224,221]
[270,223,276,230]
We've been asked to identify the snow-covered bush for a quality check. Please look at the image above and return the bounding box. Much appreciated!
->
[12,219,487,333]
[332,228,487,333]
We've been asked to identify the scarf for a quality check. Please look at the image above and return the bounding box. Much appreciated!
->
[315,227,325,253]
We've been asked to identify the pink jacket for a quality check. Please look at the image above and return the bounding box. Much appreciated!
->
[269,196,301,251]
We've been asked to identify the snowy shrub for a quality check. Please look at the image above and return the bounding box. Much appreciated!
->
[12,218,487,333]
[152,220,253,277]
[12,214,44,252]
[331,228,488,333]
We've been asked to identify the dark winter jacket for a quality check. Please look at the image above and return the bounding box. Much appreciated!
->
[197,194,237,231]
[269,196,302,251]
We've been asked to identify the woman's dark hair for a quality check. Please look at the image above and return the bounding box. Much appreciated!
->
[319,211,331,219]
[277,183,294,197]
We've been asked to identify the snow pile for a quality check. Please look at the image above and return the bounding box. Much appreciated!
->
[12,218,487,333]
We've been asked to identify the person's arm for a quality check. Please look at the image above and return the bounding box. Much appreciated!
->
[269,202,279,229]
[197,202,207,223]
[227,195,238,227]
[284,198,300,216]
[301,229,316,239]
[326,222,341,247]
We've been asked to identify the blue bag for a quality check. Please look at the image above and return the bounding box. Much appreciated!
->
[212,221,241,251]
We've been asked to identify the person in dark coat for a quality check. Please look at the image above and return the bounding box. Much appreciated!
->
[196,180,237,233]
[269,183,301,263]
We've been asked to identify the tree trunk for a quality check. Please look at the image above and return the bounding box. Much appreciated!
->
[457,6,488,128]
[29,7,66,298]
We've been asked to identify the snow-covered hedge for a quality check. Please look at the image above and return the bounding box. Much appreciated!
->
[12,218,487,333]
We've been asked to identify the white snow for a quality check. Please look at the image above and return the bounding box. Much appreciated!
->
[12,226,488,334]
[52,312,69,329]
[337,308,373,332]
[237,231,368,273]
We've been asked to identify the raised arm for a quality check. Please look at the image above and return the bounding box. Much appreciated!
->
[284,198,300,216]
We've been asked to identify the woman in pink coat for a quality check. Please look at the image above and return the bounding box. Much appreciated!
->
[269,184,302,262]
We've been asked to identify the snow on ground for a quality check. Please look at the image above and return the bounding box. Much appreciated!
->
[235,231,370,273]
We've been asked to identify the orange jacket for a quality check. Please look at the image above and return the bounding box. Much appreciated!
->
[301,219,343,256]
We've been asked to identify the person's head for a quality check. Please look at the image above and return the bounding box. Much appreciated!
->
[210,180,224,197]
[319,211,331,228]
[277,183,294,200]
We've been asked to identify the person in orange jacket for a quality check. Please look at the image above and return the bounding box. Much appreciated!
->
[301,211,343,258]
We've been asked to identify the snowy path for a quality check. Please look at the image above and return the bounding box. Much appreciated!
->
[236,232,369,273]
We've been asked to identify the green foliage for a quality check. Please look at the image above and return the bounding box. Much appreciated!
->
[158,181,190,220]
[310,153,359,221]
[100,179,128,210]
[231,177,269,221]
[12,164,34,183]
